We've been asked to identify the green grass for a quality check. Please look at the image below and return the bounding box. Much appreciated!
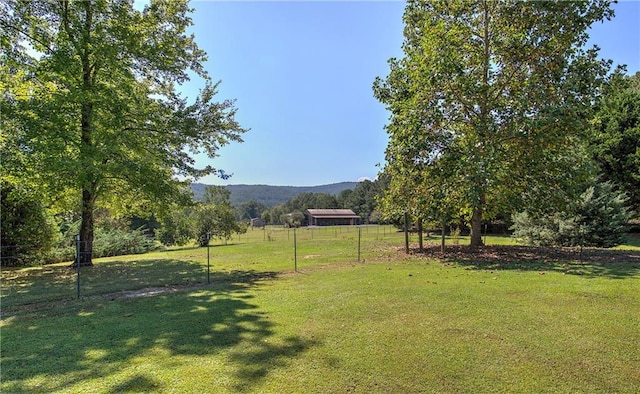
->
[2,226,639,393]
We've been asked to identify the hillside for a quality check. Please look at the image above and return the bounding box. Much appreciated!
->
[190,182,359,207]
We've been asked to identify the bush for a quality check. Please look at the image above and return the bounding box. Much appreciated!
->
[511,212,575,247]
[1,182,59,267]
[92,226,160,258]
[512,182,633,248]
[44,222,161,264]
[42,245,76,264]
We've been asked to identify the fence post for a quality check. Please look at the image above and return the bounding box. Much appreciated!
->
[358,226,361,262]
[75,234,81,299]
[441,219,446,253]
[404,212,409,254]
[484,223,488,245]
[293,227,297,272]
[207,232,211,284]
[579,224,584,262]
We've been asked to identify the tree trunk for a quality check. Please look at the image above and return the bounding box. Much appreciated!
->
[78,97,95,266]
[471,0,488,249]
[77,1,95,267]
[404,212,409,254]
[470,206,484,247]
[441,219,446,253]
[78,188,96,266]
[417,218,423,252]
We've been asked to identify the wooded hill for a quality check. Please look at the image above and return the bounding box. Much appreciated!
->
[190,182,359,207]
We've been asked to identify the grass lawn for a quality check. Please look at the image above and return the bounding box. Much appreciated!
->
[2,226,639,393]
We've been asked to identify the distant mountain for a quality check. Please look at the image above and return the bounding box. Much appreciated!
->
[190,182,359,207]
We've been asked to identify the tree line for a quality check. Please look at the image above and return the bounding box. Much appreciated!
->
[0,178,386,266]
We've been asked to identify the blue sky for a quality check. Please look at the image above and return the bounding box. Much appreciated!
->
[176,0,640,187]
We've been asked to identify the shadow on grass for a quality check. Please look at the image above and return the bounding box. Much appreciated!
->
[415,245,640,279]
[1,268,318,393]
[111,374,160,393]
[1,258,256,310]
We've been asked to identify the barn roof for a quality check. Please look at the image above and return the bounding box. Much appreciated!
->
[305,209,359,218]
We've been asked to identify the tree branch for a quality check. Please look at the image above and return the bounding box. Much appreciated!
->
[0,18,54,55]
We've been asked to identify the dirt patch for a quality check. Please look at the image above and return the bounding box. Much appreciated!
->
[109,285,203,299]
[2,270,281,318]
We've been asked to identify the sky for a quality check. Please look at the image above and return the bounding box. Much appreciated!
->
[172,0,640,187]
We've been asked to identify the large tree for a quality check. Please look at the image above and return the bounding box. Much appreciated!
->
[374,0,614,246]
[1,0,247,264]
[590,71,640,214]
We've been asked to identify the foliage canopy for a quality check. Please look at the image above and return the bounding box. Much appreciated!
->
[374,0,614,246]
[590,72,640,214]
[1,0,247,264]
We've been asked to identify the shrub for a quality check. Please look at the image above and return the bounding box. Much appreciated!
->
[45,222,161,264]
[1,182,59,266]
[512,182,633,248]
[92,226,159,258]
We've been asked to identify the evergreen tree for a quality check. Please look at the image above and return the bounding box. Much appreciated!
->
[590,72,640,214]
[512,182,633,248]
